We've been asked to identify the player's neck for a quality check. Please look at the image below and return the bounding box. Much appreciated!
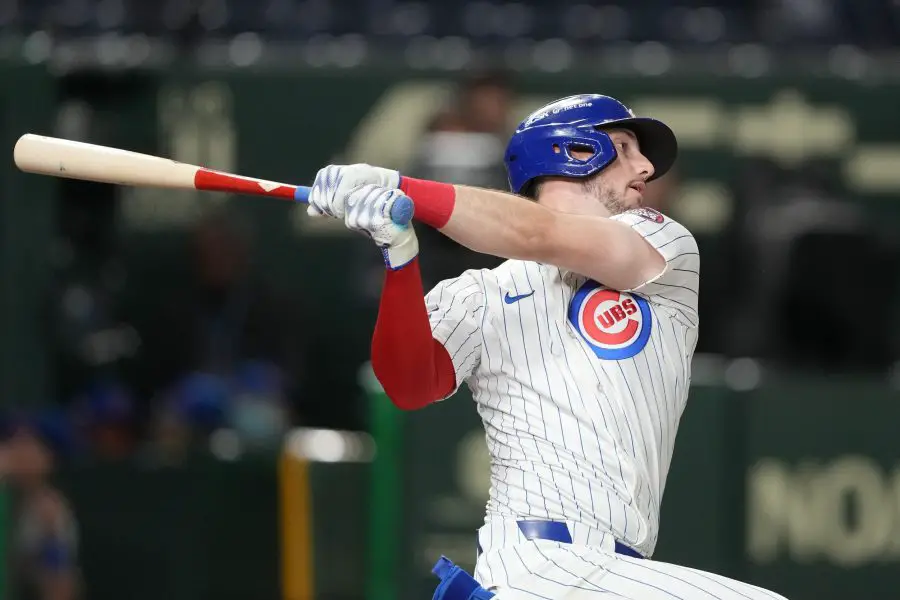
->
[537,189,612,218]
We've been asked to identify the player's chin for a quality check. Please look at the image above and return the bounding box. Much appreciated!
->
[625,188,644,208]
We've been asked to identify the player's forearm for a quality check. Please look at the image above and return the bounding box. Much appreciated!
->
[371,257,456,409]
[402,177,562,260]
[401,179,661,289]
[441,185,555,261]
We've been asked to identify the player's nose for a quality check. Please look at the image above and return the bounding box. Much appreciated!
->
[636,152,654,181]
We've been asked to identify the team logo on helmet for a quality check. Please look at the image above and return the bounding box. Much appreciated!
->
[568,281,652,360]
[523,97,594,127]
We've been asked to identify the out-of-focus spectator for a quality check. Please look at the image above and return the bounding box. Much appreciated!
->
[142,372,229,467]
[406,70,512,288]
[169,372,230,433]
[1,416,81,600]
[725,160,900,371]
[227,361,290,452]
[69,381,136,461]
[51,168,143,408]
[409,69,513,191]
[456,69,515,137]
[136,210,306,422]
[143,404,192,467]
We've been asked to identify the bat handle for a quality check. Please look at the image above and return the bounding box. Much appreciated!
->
[293,185,414,226]
[293,185,311,203]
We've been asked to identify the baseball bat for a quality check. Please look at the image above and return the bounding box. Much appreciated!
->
[12,134,413,225]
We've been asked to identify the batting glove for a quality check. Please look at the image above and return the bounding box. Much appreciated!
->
[307,164,400,219]
[345,184,418,270]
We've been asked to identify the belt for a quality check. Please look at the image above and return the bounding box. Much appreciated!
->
[477,520,645,560]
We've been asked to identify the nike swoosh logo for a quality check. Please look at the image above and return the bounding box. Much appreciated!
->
[504,290,535,304]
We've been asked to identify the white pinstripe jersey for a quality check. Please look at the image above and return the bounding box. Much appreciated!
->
[425,208,700,558]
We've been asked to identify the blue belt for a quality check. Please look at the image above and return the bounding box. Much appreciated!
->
[432,556,495,600]
[478,520,645,560]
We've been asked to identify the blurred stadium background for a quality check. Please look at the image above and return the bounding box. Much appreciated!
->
[2,0,900,599]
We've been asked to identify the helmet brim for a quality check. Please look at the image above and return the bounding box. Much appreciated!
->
[600,117,678,182]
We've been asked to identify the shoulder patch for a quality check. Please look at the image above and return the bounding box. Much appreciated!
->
[628,207,665,224]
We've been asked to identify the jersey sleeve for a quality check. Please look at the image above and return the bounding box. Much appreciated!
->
[425,270,486,398]
[611,207,700,321]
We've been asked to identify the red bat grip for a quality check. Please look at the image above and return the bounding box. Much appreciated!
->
[194,168,298,200]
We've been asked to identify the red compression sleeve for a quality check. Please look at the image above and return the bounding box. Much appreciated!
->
[371,258,456,410]
[399,177,456,229]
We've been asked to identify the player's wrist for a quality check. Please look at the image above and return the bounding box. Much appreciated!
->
[382,228,419,271]
[398,177,456,229]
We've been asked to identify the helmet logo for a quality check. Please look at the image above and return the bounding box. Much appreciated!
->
[523,99,594,127]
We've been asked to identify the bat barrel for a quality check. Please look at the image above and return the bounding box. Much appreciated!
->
[14,133,199,189]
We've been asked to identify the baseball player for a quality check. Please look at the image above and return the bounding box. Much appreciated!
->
[307,94,788,600]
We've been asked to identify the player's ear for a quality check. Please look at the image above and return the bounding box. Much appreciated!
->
[524,179,546,202]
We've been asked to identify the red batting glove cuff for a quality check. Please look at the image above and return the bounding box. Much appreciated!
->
[399,177,456,229]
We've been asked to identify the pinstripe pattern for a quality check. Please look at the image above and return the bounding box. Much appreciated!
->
[424,212,786,599]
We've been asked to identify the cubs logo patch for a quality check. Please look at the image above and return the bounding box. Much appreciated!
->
[629,207,665,224]
[567,281,652,360]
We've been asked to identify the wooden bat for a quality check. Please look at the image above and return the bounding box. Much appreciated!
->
[13,133,414,224]
[13,133,314,203]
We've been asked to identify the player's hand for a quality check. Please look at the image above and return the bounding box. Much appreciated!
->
[307,164,400,219]
[345,184,418,270]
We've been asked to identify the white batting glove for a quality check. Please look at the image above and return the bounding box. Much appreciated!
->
[307,164,400,219]
[345,184,418,270]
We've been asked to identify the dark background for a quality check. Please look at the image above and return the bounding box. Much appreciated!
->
[1,1,900,599]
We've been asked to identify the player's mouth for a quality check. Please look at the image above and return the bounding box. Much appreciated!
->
[629,181,646,195]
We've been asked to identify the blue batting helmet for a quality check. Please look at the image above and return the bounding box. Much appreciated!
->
[504,94,677,195]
